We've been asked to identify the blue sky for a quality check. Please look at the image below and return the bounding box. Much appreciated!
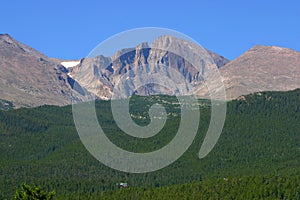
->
[1,0,299,60]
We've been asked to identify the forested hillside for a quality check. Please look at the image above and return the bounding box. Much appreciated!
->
[0,89,299,199]
[96,176,300,200]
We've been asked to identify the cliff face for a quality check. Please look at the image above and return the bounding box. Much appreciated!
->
[71,35,229,99]
[71,37,300,101]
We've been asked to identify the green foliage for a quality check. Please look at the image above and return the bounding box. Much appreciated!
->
[0,89,299,199]
[14,183,55,200]
[96,176,300,200]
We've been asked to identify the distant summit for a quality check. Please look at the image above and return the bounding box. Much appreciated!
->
[220,45,300,99]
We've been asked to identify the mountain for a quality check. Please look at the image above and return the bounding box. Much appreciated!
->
[71,35,229,99]
[1,34,299,107]
[0,34,88,107]
[71,37,300,101]
[221,45,300,99]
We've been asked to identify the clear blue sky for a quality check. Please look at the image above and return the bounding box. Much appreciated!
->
[1,0,299,60]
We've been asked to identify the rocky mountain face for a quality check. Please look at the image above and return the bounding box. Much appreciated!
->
[71,39,300,101]
[71,36,229,99]
[1,34,299,107]
[0,34,88,107]
[220,45,300,99]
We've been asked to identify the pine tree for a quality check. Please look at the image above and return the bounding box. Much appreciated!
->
[14,183,55,200]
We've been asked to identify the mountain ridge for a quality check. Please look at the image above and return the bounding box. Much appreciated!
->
[0,33,299,107]
[220,44,300,99]
[72,35,229,99]
[0,34,89,107]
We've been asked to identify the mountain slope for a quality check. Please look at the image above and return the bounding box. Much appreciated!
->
[1,34,299,106]
[71,37,300,101]
[0,34,87,107]
[221,45,300,99]
[71,35,229,99]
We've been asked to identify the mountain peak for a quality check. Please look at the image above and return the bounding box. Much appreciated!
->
[136,42,149,49]
[0,34,48,59]
[151,35,193,49]
[249,45,297,53]
[0,33,17,44]
[220,45,300,99]
[0,33,12,38]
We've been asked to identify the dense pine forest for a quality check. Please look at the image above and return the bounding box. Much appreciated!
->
[0,89,299,199]
[95,176,300,200]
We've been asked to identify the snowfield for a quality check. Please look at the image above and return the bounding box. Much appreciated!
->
[61,61,80,69]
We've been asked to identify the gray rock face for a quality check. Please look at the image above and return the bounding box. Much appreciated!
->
[207,50,230,68]
[72,38,300,101]
[72,35,229,99]
[0,34,88,107]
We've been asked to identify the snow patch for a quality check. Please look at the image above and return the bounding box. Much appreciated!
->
[61,61,80,69]
[67,72,73,78]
